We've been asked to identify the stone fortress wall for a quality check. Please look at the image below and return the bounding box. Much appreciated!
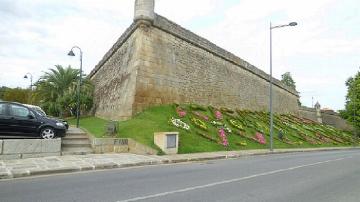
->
[133,15,299,114]
[298,106,352,131]
[89,0,299,120]
[298,106,318,122]
[321,110,352,131]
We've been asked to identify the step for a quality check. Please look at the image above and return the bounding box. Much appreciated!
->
[66,128,87,136]
[66,132,87,136]
[62,143,92,148]
[61,147,94,155]
[62,139,90,145]
[63,135,89,140]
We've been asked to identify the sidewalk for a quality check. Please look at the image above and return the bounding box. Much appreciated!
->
[0,147,358,180]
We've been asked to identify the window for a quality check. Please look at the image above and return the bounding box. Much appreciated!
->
[10,105,30,117]
[0,104,6,115]
[167,134,177,148]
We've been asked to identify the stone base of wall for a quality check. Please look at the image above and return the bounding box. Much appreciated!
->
[0,139,61,160]
[89,135,157,155]
[128,139,157,155]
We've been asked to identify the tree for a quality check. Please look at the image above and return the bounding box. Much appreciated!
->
[34,65,94,117]
[0,86,10,100]
[2,88,31,103]
[281,72,296,89]
[340,71,360,132]
[281,72,301,106]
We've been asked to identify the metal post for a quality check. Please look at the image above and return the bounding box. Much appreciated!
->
[76,50,83,128]
[24,73,33,103]
[30,75,33,91]
[269,22,274,151]
[268,21,297,152]
[68,46,83,128]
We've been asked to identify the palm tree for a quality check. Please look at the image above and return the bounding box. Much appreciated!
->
[34,65,93,117]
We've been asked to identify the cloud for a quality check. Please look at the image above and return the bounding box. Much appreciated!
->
[189,0,359,110]
[0,0,134,88]
[0,0,359,110]
[156,0,221,24]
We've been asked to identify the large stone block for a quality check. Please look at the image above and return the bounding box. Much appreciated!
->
[2,139,60,155]
[22,152,60,159]
[128,139,157,155]
[0,154,21,160]
[3,139,42,154]
[41,139,61,153]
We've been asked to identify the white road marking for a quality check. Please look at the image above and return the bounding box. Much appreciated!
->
[117,156,351,202]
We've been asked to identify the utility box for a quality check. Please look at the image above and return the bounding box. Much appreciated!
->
[154,132,179,154]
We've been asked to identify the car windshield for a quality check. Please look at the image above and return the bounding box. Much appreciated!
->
[34,109,46,117]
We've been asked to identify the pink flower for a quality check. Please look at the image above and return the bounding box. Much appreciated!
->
[255,132,266,144]
[176,107,187,118]
[218,128,228,146]
[215,111,222,120]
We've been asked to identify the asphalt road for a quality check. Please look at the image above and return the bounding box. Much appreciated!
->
[1,149,359,202]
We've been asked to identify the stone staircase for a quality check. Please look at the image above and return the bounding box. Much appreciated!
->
[61,127,94,155]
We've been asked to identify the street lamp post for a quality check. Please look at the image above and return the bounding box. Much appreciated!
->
[24,73,33,104]
[67,46,83,128]
[24,73,33,90]
[269,21,297,151]
[353,67,360,146]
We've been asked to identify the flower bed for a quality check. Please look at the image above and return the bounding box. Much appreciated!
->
[229,119,244,131]
[215,110,223,120]
[190,104,207,111]
[254,132,266,144]
[166,104,354,150]
[210,120,224,127]
[236,141,247,146]
[176,106,187,118]
[169,117,190,131]
[192,111,209,121]
[218,128,228,146]
[196,131,220,144]
[191,117,208,131]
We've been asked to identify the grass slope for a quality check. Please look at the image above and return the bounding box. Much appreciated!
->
[68,104,354,154]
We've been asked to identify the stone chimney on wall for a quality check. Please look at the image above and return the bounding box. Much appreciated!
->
[314,101,323,123]
[134,0,155,23]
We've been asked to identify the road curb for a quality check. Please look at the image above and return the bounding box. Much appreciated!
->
[1,147,359,180]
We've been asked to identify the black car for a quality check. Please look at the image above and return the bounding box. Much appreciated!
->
[24,104,69,130]
[0,101,67,139]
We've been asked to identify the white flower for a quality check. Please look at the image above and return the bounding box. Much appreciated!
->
[170,117,190,130]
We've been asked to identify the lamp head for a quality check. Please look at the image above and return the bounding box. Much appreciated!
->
[289,22,298,26]
[67,50,75,56]
[24,75,28,79]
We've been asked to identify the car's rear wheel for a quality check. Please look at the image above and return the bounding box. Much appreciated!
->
[40,127,55,139]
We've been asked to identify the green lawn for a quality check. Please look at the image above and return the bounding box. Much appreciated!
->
[67,116,108,137]
[67,104,355,154]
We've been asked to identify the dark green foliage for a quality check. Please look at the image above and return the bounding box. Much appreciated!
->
[0,86,10,100]
[34,65,94,117]
[341,70,360,132]
[281,72,296,90]
[2,87,31,104]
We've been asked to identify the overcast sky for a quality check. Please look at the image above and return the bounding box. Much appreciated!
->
[0,0,359,110]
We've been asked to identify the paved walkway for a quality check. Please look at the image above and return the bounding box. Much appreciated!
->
[0,147,358,180]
